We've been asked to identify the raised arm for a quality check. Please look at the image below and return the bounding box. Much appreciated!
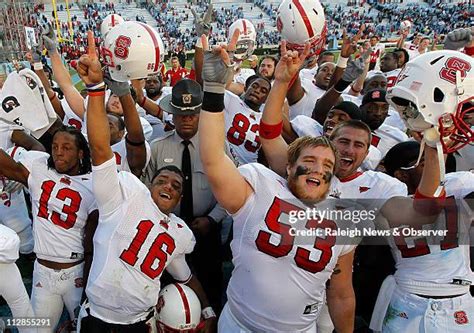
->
[396,29,408,49]
[43,25,86,120]
[11,130,46,152]
[105,76,147,176]
[261,41,309,177]
[312,53,367,124]
[382,143,446,227]
[199,32,253,214]
[77,31,113,166]
[191,3,213,86]
[131,79,163,120]
[329,27,364,88]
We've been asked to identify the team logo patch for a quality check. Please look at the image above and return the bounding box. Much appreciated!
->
[114,35,132,60]
[454,311,469,325]
[182,94,193,105]
[60,177,71,185]
[2,96,20,113]
[359,186,370,193]
[74,277,83,288]
[397,312,408,319]
[439,57,472,85]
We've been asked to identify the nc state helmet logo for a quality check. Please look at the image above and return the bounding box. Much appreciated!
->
[454,311,468,325]
[439,57,471,85]
[2,96,20,113]
[114,35,132,60]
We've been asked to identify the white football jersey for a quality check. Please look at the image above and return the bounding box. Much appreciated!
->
[383,107,407,132]
[404,42,417,51]
[455,142,474,172]
[86,158,195,324]
[291,115,324,138]
[388,172,474,296]
[0,224,20,264]
[299,66,319,83]
[0,123,33,236]
[384,69,401,88]
[406,48,424,61]
[329,170,408,209]
[19,151,96,263]
[289,78,326,119]
[111,139,151,173]
[61,99,84,131]
[372,123,409,158]
[233,68,256,85]
[369,43,385,70]
[224,91,261,165]
[227,163,357,332]
[142,87,173,141]
[0,120,22,203]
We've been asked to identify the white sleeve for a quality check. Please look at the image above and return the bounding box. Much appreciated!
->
[91,157,124,216]
[166,253,192,283]
[0,225,20,263]
[290,115,322,137]
[18,151,49,173]
[385,178,408,198]
[237,163,261,191]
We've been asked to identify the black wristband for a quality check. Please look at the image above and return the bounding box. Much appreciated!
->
[125,134,145,147]
[202,92,225,113]
[333,79,352,93]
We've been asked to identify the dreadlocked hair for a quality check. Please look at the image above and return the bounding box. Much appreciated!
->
[47,126,92,175]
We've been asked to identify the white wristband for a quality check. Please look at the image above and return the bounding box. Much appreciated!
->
[34,62,44,70]
[202,307,216,319]
[195,37,203,49]
[337,56,349,69]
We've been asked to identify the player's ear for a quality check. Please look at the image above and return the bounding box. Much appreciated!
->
[286,163,292,178]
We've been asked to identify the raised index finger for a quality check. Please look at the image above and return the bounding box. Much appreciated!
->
[87,30,96,59]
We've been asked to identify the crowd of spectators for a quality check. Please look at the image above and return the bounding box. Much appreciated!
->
[8,0,473,63]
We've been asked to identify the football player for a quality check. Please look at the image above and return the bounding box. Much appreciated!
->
[75,31,216,333]
[0,125,98,333]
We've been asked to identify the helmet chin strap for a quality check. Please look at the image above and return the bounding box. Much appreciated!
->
[412,132,446,198]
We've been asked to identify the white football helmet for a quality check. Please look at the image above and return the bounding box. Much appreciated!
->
[228,19,257,61]
[156,283,203,333]
[102,21,164,82]
[276,0,327,58]
[100,14,125,39]
[387,50,474,153]
[400,20,412,33]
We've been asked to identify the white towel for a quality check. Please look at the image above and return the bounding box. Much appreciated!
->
[369,275,396,332]
[0,69,57,138]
